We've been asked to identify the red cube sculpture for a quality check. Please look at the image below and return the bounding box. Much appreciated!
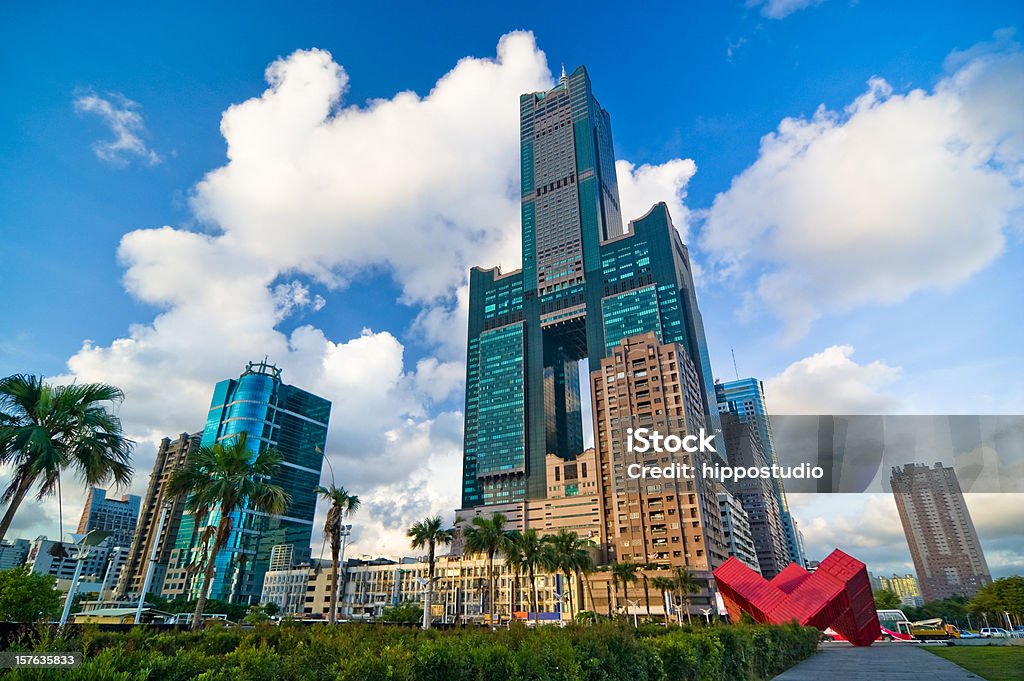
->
[713,549,881,646]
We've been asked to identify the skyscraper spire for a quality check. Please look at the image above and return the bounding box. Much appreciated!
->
[560,63,567,81]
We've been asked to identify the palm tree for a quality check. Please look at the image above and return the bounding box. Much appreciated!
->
[462,513,509,627]
[544,530,593,620]
[672,566,701,625]
[577,552,597,618]
[407,515,454,629]
[508,529,546,621]
[502,532,525,617]
[316,485,360,624]
[652,576,674,625]
[167,432,288,631]
[0,374,133,542]
[641,569,652,622]
[611,562,639,618]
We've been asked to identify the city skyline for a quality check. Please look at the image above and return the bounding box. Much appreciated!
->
[2,3,1022,580]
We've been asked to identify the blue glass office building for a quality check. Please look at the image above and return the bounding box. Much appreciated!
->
[173,361,330,603]
[715,377,803,567]
[462,67,723,508]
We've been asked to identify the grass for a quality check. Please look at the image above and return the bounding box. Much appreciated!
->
[924,645,1024,681]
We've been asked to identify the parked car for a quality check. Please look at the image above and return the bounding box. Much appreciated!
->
[979,627,1010,638]
[958,630,980,638]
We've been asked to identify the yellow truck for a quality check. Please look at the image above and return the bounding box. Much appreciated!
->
[910,618,961,641]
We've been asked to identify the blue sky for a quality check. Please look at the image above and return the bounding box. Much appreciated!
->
[1,1,1022,575]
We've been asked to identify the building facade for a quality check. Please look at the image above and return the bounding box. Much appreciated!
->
[715,378,801,567]
[461,66,722,512]
[721,414,790,579]
[890,463,991,602]
[592,333,728,575]
[718,491,760,574]
[168,360,331,604]
[77,488,141,548]
[117,432,200,599]
[0,538,30,570]
[25,535,121,594]
[878,573,925,608]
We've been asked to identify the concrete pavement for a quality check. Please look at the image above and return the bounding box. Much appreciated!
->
[772,642,981,680]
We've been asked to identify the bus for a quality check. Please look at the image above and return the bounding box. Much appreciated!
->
[822,609,915,642]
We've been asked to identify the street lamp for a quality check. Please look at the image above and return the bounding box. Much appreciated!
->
[136,502,172,625]
[626,599,639,628]
[59,529,111,627]
[700,607,713,625]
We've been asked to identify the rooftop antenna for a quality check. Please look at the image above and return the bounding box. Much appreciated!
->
[731,345,739,381]
[560,63,567,81]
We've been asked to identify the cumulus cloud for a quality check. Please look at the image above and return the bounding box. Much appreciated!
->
[748,0,824,20]
[73,91,162,166]
[702,36,1024,338]
[8,33,699,559]
[764,345,901,414]
[617,158,697,236]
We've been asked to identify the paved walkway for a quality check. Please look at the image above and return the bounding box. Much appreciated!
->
[773,642,980,680]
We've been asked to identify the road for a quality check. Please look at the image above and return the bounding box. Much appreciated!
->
[773,642,981,680]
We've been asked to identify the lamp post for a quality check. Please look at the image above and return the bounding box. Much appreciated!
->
[626,599,639,628]
[135,503,171,625]
[335,523,352,620]
[59,530,111,628]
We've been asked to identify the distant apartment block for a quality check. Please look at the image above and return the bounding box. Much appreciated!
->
[0,538,30,569]
[116,432,200,598]
[721,413,790,579]
[718,491,761,574]
[891,463,991,601]
[77,487,141,548]
[878,573,925,608]
[715,377,801,567]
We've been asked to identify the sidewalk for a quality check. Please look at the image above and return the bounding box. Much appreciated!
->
[773,642,980,680]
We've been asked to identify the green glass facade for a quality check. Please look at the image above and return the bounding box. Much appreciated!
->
[462,67,724,508]
[172,361,330,603]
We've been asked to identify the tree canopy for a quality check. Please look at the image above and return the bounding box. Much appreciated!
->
[0,566,62,622]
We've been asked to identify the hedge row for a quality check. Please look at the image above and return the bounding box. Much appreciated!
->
[4,621,819,681]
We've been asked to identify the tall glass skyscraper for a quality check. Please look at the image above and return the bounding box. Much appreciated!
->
[171,361,330,603]
[462,66,722,509]
[715,377,802,567]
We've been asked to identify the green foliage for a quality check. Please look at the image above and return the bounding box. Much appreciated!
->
[0,565,62,622]
[872,589,901,609]
[378,601,424,623]
[243,603,279,624]
[969,576,1024,618]
[1,621,820,680]
[903,595,971,624]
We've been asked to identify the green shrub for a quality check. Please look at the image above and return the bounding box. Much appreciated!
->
[6,620,818,681]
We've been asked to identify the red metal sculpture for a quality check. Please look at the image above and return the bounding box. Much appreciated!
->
[713,549,881,646]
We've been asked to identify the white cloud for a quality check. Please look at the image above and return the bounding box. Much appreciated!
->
[73,91,162,166]
[702,37,1024,338]
[747,0,824,20]
[617,158,697,237]
[764,345,901,414]
[7,33,698,560]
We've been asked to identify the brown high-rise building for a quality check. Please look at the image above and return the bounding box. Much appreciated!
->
[592,332,728,574]
[890,463,991,602]
[116,432,200,598]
